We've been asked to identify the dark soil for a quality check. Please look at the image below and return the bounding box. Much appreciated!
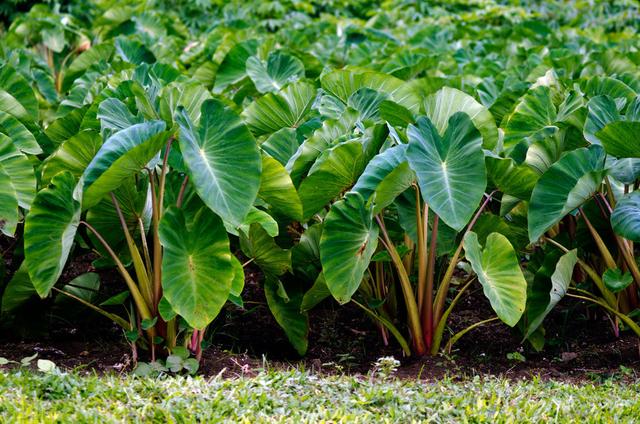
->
[1,250,639,382]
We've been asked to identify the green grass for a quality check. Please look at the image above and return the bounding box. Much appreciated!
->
[0,370,639,423]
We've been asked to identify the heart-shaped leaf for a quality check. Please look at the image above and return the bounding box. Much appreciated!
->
[258,154,303,221]
[176,99,261,228]
[24,172,81,297]
[42,130,102,184]
[611,191,640,242]
[423,87,498,150]
[584,95,620,145]
[406,112,486,231]
[82,121,168,209]
[463,232,527,327]
[597,121,640,158]
[528,145,606,243]
[159,206,233,330]
[0,133,35,209]
[246,52,305,93]
[298,141,367,220]
[242,81,317,136]
[320,192,379,304]
[502,86,558,153]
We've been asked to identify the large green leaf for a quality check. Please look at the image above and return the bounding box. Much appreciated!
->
[292,222,323,282]
[1,262,36,314]
[0,133,36,209]
[611,191,640,242]
[584,95,620,145]
[115,37,156,65]
[246,51,305,93]
[258,154,303,221]
[486,155,538,201]
[158,81,212,127]
[97,98,143,138]
[352,144,415,213]
[45,106,88,146]
[320,69,420,113]
[0,166,18,237]
[176,99,261,228]
[42,130,102,183]
[406,112,486,231]
[300,273,331,312]
[0,110,41,155]
[379,99,415,127]
[528,146,607,243]
[423,87,498,150]
[24,172,81,298]
[502,86,557,153]
[0,65,39,124]
[463,232,527,327]
[298,141,367,219]
[286,108,358,185]
[582,76,636,104]
[56,272,101,306]
[320,192,379,304]
[159,206,233,330]
[603,268,634,293]
[240,224,291,277]
[525,249,577,338]
[596,121,640,158]
[213,39,258,92]
[229,255,245,300]
[261,127,300,165]
[237,207,279,237]
[264,277,309,355]
[473,213,529,252]
[81,121,168,209]
[347,87,388,123]
[242,81,317,136]
[608,158,640,184]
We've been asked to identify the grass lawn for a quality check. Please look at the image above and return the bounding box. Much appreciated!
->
[1,369,639,423]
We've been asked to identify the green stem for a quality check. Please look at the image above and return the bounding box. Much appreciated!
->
[138,217,153,279]
[111,193,153,309]
[402,234,415,277]
[423,214,438,349]
[580,207,617,270]
[158,137,174,217]
[376,215,426,355]
[166,318,177,349]
[55,47,79,93]
[176,175,189,208]
[416,189,428,312]
[433,191,495,327]
[430,277,475,354]
[80,221,152,321]
[150,170,162,308]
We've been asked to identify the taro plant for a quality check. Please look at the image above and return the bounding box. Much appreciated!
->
[314,86,529,356]
[4,0,640,363]
[521,90,640,346]
[22,92,262,360]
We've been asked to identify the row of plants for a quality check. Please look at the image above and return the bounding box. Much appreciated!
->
[1,0,640,364]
